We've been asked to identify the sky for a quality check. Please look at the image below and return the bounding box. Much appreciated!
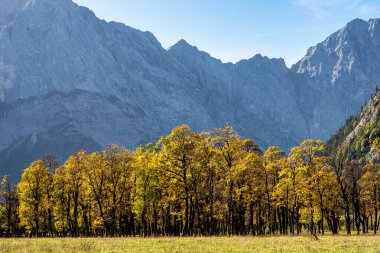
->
[73,0,380,66]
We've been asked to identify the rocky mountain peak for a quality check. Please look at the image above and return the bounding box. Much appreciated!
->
[168,39,222,65]
[169,39,194,51]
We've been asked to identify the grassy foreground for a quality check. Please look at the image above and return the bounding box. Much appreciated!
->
[1,236,380,253]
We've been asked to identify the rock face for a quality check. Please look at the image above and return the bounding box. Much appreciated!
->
[0,0,380,177]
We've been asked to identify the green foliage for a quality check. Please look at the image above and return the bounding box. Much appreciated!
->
[327,89,380,163]
[347,118,380,160]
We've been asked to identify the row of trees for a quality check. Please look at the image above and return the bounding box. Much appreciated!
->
[0,125,379,237]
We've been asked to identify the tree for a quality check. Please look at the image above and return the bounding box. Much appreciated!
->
[263,146,285,234]
[102,145,134,236]
[132,145,162,236]
[359,163,380,234]
[274,150,302,235]
[294,140,327,237]
[83,152,107,235]
[331,144,353,235]
[0,176,19,237]
[158,125,199,236]
[210,127,262,235]
[346,160,364,235]
[53,151,89,237]
[18,160,51,237]
[42,155,59,237]
[240,146,264,235]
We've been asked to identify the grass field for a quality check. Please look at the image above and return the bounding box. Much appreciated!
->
[1,235,380,253]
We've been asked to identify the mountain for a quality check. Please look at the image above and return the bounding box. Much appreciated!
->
[327,88,380,163]
[168,42,307,148]
[293,18,380,140]
[1,0,380,177]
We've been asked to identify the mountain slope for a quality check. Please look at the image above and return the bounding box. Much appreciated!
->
[0,0,216,176]
[1,0,380,177]
[327,88,380,163]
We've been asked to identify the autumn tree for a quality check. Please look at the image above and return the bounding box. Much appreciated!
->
[263,146,285,234]
[53,151,89,237]
[239,145,264,235]
[18,160,51,237]
[347,160,364,234]
[210,127,262,235]
[191,133,220,235]
[132,145,162,236]
[0,176,19,237]
[359,163,380,234]
[330,144,353,235]
[102,145,134,236]
[82,152,107,235]
[158,125,200,236]
[293,140,328,237]
[42,155,59,237]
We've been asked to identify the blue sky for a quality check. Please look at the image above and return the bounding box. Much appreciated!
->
[73,0,380,66]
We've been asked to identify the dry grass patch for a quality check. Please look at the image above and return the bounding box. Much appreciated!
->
[1,235,380,253]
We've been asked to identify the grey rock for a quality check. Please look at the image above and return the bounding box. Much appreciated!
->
[0,0,379,178]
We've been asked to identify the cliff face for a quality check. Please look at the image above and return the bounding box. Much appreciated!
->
[1,0,380,177]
